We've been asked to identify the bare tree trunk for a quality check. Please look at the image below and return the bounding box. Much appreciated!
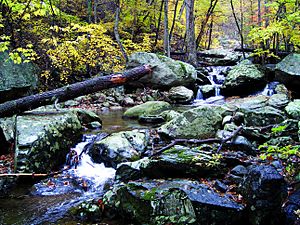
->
[164,0,170,57]
[114,0,128,62]
[185,0,197,65]
[0,65,152,118]
[258,0,262,27]
[169,0,179,42]
[207,17,213,50]
[230,0,245,58]
[94,0,98,23]
[154,0,164,47]
[195,0,218,49]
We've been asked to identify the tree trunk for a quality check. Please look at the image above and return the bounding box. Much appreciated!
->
[154,0,164,47]
[169,0,179,42]
[164,0,170,57]
[230,0,245,59]
[114,0,128,62]
[0,65,152,118]
[185,0,197,65]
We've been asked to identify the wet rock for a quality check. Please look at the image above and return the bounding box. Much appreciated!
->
[73,109,102,125]
[69,200,103,223]
[231,165,248,176]
[221,60,266,96]
[0,52,39,103]
[168,86,194,103]
[89,130,150,168]
[16,110,83,173]
[285,100,300,120]
[0,177,18,197]
[138,115,165,124]
[198,49,243,66]
[88,121,102,129]
[241,165,287,225]
[283,188,300,225]
[121,96,135,106]
[275,53,300,94]
[158,105,231,139]
[268,93,290,109]
[159,110,181,122]
[123,101,171,119]
[214,180,228,193]
[127,52,197,89]
[0,117,15,154]
[116,145,225,182]
[199,84,215,99]
[104,179,244,225]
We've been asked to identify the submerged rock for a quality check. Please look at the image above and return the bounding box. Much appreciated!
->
[104,179,244,225]
[127,52,197,89]
[221,60,266,96]
[89,130,150,168]
[123,101,171,119]
[158,105,231,139]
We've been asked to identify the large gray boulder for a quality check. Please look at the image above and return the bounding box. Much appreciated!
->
[103,179,244,225]
[221,60,266,96]
[0,52,38,103]
[275,53,300,94]
[285,99,300,120]
[89,130,150,168]
[127,52,197,89]
[158,105,231,139]
[168,86,194,103]
[198,49,243,66]
[15,110,83,173]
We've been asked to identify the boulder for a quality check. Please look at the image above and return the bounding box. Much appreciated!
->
[123,101,171,119]
[89,130,150,168]
[0,52,39,103]
[0,117,15,154]
[285,100,300,120]
[158,105,232,139]
[241,165,287,225]
[228,95,286,127]
[127,52,197,89]
[275,53,300,94]
[103,179,244,225]
[168,86,194,103]
[283,188,300,225]
[198,49,243,66]
[116,145,225,182]
[221,60,266,96]
[268,93,289,109]
[199,84,215,99]
[16,110,82,173]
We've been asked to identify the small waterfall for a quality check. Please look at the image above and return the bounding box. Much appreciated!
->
[196,87,203,100]
[261,81,279,96]
[30,134,115,224]
[207,75,222,97]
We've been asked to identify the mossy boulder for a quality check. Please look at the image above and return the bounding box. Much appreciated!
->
[158,105,232,139]
[285,100,300,120]
[0,52,39,103]
[89,130,150,168]
[116,145,225,182]
[127,52,197,89]
[123,101,171,119]
[15,110,82,173]
[275,54,300,94]
[103,179,244,225]
[221,60,266,96]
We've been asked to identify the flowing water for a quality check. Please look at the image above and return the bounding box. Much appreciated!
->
[0,109,145,225]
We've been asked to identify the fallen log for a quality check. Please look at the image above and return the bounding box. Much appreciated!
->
[0,65,152,118]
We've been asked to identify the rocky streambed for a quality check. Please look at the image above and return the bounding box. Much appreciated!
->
[0,51,300,225]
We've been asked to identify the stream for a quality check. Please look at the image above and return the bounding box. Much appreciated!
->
[0,110,148,225]
[0,66,279,225]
